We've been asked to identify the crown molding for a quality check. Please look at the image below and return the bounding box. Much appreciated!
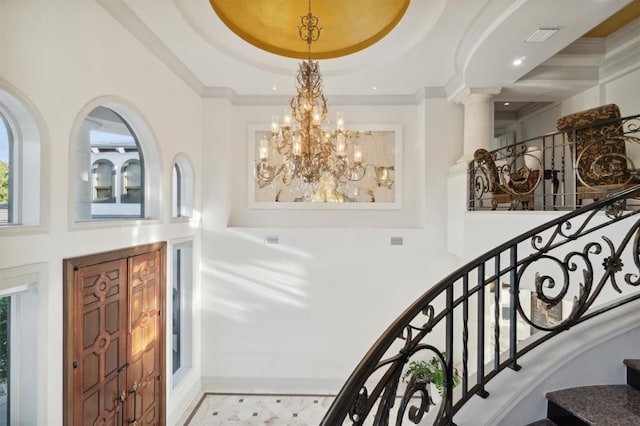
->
[202,87,435,106]
[600,37,640,83]
[96,0,206,96]
[448,87,502,104]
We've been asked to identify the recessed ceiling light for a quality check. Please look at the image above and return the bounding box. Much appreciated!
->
[272,86,277,91]
[504,102,510,106]
[525,27,561,42]
[512,57,525,66]
[372,86,377,91]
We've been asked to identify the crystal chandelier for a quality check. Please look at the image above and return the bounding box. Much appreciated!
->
[255,1,365,202]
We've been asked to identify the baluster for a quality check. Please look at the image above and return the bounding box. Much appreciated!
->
[462,272,469,399]
[509,245,521,371]
[477,263,489,398]
[493,255,500,371]
[445,284,454,422]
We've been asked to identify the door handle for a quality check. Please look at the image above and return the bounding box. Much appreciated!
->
[119,390,127,426]
[128,381,139,425]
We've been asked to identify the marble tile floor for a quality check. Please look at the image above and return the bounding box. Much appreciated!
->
[180,393,335,426]
[180,392,438,426]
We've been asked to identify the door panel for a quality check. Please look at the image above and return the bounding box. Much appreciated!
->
[74,260,128,426]
[128,251,162,425]
[64,242,166,426]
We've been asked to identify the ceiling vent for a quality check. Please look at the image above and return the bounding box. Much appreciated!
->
[524,27,561,42]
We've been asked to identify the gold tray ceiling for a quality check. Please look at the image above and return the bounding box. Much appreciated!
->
[209,0,410,59]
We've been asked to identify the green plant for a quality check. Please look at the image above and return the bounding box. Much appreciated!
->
[0,297,8,382]
[402,354,460,395]
[0,161,8,204]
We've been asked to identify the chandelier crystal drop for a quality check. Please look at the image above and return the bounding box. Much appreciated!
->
[255,0,366,202]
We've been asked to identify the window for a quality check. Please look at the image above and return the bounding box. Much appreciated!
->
[172,241,193,387]
[91,160,115,203]
[172,155,194,219]
[76,106,145,220]
[0,85,44,230]
[121,159,142,203]
[0,266,40,425]
[172,163,182,217]
[0,114,11,224]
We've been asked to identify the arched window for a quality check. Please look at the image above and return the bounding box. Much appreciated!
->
[91,160,115,203]
[0,84,45,231]
[172,155,194,219]
[75,105,146,221]
[121,159,142,203]
[72,99,160,224]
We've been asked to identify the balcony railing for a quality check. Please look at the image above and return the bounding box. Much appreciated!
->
[469,113,640,211]
[322,184,640,425]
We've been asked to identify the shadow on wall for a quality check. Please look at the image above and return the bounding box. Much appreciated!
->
[201,229,313,322]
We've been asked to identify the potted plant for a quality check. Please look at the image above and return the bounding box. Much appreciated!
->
[402,354,461,396]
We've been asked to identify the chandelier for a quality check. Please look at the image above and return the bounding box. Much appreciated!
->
[255,1,366,202]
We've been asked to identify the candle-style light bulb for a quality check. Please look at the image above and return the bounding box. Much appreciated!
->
[336,112,344,131]
[354,145,362,164]
[336,133,346,156]
[283,110,292,128]
[271,115,279,134]
[259,136,269,161]
[293,135,302,156]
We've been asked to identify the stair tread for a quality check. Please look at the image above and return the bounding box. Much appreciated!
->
[547,385,640,425]
[526,420,559,426]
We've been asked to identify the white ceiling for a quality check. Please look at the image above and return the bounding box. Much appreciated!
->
[98,0,636,103]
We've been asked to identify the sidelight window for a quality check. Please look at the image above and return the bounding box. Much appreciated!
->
[172,241,193,387]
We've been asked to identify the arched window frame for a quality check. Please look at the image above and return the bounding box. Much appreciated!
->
[171,154,194,220]
[0,82,48,234]
[69,97,161,228]
[91,159,115,203]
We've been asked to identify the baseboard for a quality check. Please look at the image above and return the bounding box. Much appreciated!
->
[200,376,345,395]
[167,376,202,426]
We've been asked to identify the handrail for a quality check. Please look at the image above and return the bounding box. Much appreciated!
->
[322,184,640,425]
[469,113,640,211]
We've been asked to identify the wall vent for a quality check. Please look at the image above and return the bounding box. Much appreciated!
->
[265,235,279,244]
[390,237,403,246]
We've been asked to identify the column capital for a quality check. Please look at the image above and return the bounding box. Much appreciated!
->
[451,87,502,105]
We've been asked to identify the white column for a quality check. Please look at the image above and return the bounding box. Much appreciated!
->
[455,88,501,165]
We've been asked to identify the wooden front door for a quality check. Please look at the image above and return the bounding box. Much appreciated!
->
[64,243,166,426]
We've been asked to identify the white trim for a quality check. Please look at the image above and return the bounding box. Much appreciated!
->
[201,376,345,395]
[0,80,49,234]
[0,262,47,426]
[170,240,194,390]
[68,96,163,229]
[171,153,195,220]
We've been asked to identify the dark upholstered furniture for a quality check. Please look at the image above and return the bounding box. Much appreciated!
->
[556,104,631,202]
[474,148,534,210]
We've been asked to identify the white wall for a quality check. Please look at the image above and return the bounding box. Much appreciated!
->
[519,104,562,140]
[0,0,637,424]
[198,95,464,392]
[561,69,640,116]
[0,1,202,424]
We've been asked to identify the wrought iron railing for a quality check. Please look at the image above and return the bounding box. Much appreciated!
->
[469,113,640,211]
[322,184,640,425]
